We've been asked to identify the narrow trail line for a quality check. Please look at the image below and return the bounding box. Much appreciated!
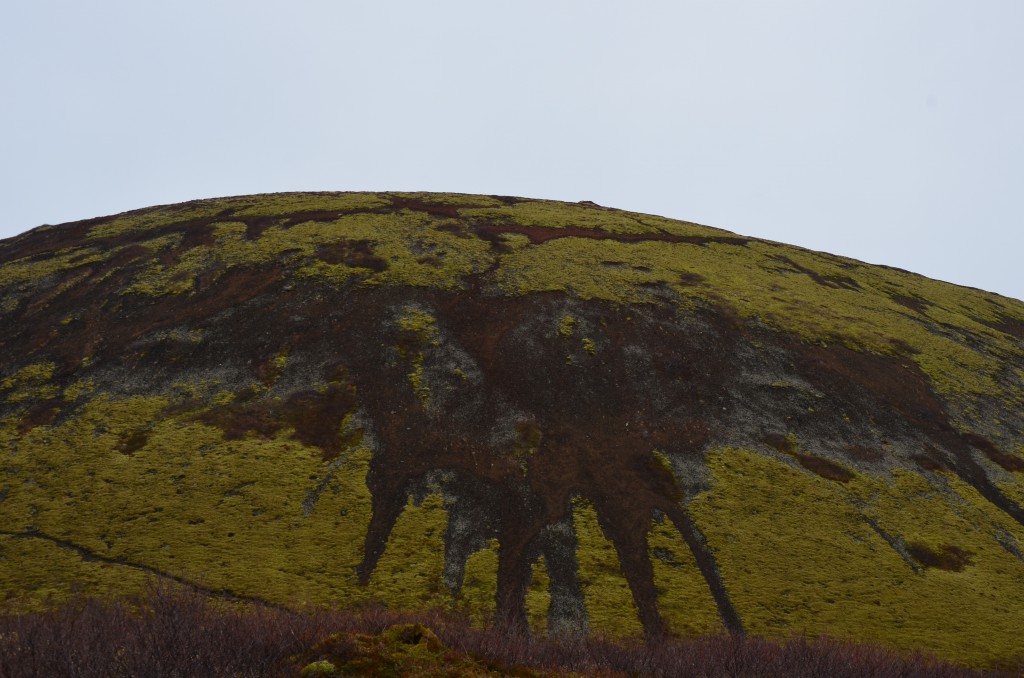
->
[0,529,287,610]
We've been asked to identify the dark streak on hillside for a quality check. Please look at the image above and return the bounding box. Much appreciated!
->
[771,255,862,291]
[470,222,751,247]
[666,505,746,634]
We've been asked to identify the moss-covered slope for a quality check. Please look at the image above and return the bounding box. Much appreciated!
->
[1,192,1023,667]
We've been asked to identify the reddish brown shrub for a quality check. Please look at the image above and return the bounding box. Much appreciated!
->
[0,581,1013,677]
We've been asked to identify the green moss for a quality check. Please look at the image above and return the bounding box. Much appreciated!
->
[495,230,1024,414]
[10,191,1022,416]
[299,659,337,676]
[651,449,674,479]
[87,201,236,239]
[345,212,494,291]
[997,460,1024,506]
[495,239,684,304]
[389,192,507,208]
[211,221,317,269]
[138,232,184,252]
[26,191,1016,417]
[525,555,551,634]
[463,199,727,237]
[458,538,499,625]
[197,209,495,292]
[368,494,450,610]
[689,448,1024,667]
[62,379,96,402]
[0,394,378,610]
[1,362,58,403]
[271,350,288,372]
[0,534,151,613]
[295,260,365,285]
[0,248,106,290]
[397,308,439,341]
[4,191,1024,664]
[648,514,723,636]
[571,497,643,637]
[124,264,194,296]
[396,307,440,406]
[230,192,390,218]
[1,362,56,389]
[405,353,427,405]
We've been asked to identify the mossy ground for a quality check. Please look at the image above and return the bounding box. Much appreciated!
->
[2,191,1023,668]
[571,498,642,638]
[690,448,1024,666]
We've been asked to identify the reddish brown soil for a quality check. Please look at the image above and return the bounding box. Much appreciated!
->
[471,221,751,247]
[770,255,861,290]
[907,543,974,572]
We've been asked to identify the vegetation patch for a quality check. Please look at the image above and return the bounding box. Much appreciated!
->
[2,191,1023,669]
[368,493,451,611]
[0,585,999,677]
[691,448,1024,667]
[647,513,723,637]
[571,497,643,638]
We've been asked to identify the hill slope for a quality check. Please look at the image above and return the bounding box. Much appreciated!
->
[1,192,1023,667]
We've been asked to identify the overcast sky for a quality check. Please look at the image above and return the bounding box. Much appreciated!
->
[2,2,1022,301]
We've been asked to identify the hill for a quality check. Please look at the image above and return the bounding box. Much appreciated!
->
[1,192,1023,668]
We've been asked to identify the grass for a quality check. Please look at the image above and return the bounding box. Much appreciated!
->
[0,581,998,678]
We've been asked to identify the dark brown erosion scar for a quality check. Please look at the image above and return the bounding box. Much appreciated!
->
[788,340,1024,528]
[470,222,751,247]
[5,209,1023,640]
[336,286,1024,636]
[336,288,747,637]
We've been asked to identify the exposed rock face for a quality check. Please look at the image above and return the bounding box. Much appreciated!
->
[2,192,1023,666]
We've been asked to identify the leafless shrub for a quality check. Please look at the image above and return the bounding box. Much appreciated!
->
[0,582,1015,677]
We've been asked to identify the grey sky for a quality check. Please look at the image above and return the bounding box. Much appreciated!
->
[2,1,1022,300]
